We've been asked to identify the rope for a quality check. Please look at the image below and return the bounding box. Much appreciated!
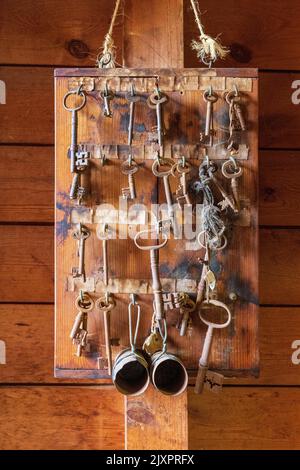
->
[96,0,122,68]
[190,0,229,67]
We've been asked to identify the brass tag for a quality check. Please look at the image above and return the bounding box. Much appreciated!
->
[142,332,163,356]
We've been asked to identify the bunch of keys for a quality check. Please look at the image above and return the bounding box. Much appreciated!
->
[70,292,94,357]
[223,85,246,132]
[176,293,196,337]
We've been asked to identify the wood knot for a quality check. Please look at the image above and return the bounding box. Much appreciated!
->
[229,43,252,64]
[66,39,89,59]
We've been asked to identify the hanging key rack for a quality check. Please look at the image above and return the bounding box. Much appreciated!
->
[55,67,259,392]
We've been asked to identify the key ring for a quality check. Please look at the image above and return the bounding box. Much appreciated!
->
[171,159,191,178]
[203,88,218,104]
[95,294,116,312]
[152,158,174,177]
[96,223,112,241]
[72,224,90,241]
[199,298,231,329]
[75,292,94,312]
[121,155,139,175]
[128,294,141,353]
[197,230,227,251]
[63,86,86,112]
[134,228,168,251]
[221,158,243,179]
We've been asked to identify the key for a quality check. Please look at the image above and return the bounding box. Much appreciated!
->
[96,294,116,376]
[195,299,231,394]
[63,87,86,174]
[126,84,140,146]
[100,83,114,117]
[172,158,192,207]
[70,150,90,203]
[225,89,246,131]
[121,155,139,200]
[147,89,168,148]
[208,171,238,213]
[177,294,196,337]
[96,224,112,286]
[203,88,218,137]
[72,223,90,282]
[222,157,243,211]
[152,157,180,237]
[71,292,94,357]
[134,228,168,320]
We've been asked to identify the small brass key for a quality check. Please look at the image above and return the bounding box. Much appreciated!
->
[70,292,94,357]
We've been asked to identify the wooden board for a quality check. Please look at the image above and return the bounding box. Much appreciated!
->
[0,386,124,450]
[0,0,123,66]
[0,146,54,223]
[184,0,300,70]
[55,68,258,379]
[188,387,300,450]
[125,385,188,450]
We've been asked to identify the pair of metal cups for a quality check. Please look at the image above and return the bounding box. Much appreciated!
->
[112,347,188,397]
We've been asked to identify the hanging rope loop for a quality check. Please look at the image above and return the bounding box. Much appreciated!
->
[96,0,122,68]
[190,0,229,67]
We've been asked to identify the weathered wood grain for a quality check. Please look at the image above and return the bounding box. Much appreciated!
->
[0,146,54,223]
[0,386,124,450]
[184,0,300,70]
[0,225,53,302]
[189,387,300,450]
[260,151,300,226]
[0,67,54,144]
[0,0,123,66]
[126,386,188,450]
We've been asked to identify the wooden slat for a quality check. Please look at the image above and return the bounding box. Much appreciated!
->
[188,387,300,450]
[0,386,124,450]
[0,0,123,66]
[260,72,300,149]
[0,146,54,223]
[260,151,300,226]
[0,227,299,305]
[260,229,300,305]
[0,225,53,302]
[125,386,188,450]
[184,0,300,70]
[2,306,300,385]
[0,67,54,144]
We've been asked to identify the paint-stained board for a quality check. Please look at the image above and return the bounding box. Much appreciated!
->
[55,68,258,380]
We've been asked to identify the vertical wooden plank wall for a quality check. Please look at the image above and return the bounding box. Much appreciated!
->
[1,0,300,450]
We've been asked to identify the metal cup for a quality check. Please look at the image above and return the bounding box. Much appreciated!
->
[112,348,150,396]
[150,351,188,396]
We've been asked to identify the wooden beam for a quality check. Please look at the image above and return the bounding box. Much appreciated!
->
[123,0,187,451]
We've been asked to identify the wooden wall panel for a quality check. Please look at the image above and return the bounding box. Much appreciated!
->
[184,0,300,70]
[0,0,123,66]
[260,151,300,226]
[189,388,300,450]
[0,386,124,450]
[0,225,53,302]
[0,146,54,223]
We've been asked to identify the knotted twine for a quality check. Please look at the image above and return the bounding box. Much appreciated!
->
[190,0,229,66]
[96,0,122,68]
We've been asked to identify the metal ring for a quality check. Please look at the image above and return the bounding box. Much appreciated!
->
[75,294,94,312]
[171,161,191,177]
[197,231,227,251]
[149,92,168,105]
[96,223,111,241]
[199,299,231,329]
[134,229,168,251]
[225,90,240,105]
[63,89,86,112]
[152,158,174,177]
[221,159,243,179]
[203,89,218,103]
[121,158,139,175]
[95,295,115,312]
[72,226,90,241]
